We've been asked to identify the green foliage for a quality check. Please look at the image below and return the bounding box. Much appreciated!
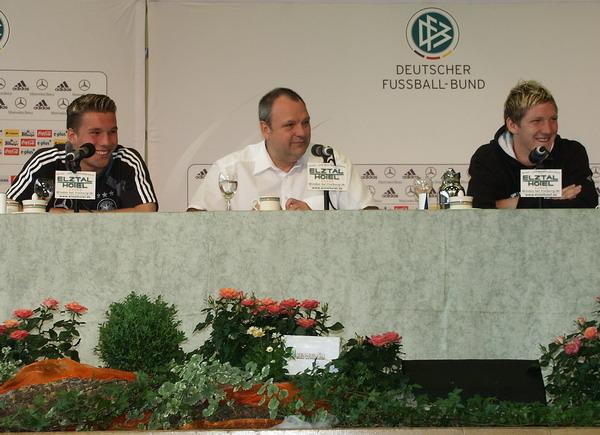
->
[193,289,343,380]
[149,354,273,428]
[96,292,186,378]
[0,299,85,366]
[540,296,600,405]
[0,374,155,432]
[0,348,21,384]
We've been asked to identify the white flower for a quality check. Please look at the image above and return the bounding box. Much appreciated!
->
[266,346,274,353]
[247,326,265,338]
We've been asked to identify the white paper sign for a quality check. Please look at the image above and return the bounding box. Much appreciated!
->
[307,163,349,191]
[520,169,562,198]
[284,335,340,374]
[54,170,96,200]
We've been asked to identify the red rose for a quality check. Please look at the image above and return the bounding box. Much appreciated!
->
[219,288,244,300]
[14,309,34,319]
[260,297,277,306]
[3,319,20,329]
[42,298,59,310]
[584,326,598,340]
[65,302,88,314]
[0,325,6,334]
[368,331,401,347]
[296,318,316,329]
[564,337,582,355]
[300,299,320,310]
[280,298,299,309]
[9,330,29,341]
[266,304,282,315]
[241,298,255,307]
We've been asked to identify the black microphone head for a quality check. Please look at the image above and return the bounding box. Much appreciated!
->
[311,144,325,157]
[311,144,333,158]
[80,143,96,158]
[529,146,549,164]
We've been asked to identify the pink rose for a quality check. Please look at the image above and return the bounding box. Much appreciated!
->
[279,298,299,309]
[14,309,34,319]
[300,299,320,310]
[42,298,59,310]
[65,302,88,314]
[219,288,244,300]
[9,330,29,341]
[3,319,20,329]
[368,331,402,347]
[583,326,598,340]
[564,337,582,355]
[296,318,316,329]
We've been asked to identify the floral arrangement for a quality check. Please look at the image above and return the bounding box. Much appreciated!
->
[540,295,600,405]
[0,298,87,367]
[193,288,343,380]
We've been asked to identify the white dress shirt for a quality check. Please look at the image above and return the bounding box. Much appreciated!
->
[188,141,375,210]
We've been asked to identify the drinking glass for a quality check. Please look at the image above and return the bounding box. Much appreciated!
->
[218,171,238,211]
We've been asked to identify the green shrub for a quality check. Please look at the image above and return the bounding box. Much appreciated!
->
[96,292,186,377]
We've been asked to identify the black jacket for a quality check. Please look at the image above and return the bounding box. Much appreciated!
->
[467,126,598,209]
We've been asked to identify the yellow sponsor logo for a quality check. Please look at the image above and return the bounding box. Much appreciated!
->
[4,129,20,137]
[54,138,68,145]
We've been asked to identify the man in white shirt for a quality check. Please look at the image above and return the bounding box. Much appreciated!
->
[188,88,375,211]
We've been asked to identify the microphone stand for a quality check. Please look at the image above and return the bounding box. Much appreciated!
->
[535,160,545,209]
[66,159,81,213]
[322,154,337,210]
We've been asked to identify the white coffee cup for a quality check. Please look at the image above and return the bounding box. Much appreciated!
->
[252,196,281,211]
[449,195,473,209]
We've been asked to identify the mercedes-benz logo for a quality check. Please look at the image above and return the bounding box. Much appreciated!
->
[36,79,48,90]
[0,78,5,89]
[405,185,416,197]
[384,167,396,178]
[57,98,69,109]
[14,97,26,109]
[79,79,91,91]
[592,167,600,178]
[425,166,437,178]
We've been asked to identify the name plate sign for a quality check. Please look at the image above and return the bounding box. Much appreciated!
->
[284,335,340,374]
[307,163,348,191]
[55,170,96,200]
[520,169,562,198]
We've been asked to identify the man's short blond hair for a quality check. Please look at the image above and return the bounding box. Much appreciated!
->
[504,80,557,124]
[66,94,116,131]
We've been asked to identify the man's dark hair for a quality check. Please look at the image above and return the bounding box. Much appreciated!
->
[67,94,117,131]
[258,88,305,127]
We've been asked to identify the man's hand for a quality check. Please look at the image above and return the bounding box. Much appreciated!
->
[554,184,582,201]
[495,197,519,209]
[285,198,311,211]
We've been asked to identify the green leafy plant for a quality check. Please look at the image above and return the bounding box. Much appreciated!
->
[0,298,86,366]
[0,347,21,384]
[0,373,155,432]
[149,354,282,429]
[96,292,186,378]
[193,288,343,380]
[540,295,600,405]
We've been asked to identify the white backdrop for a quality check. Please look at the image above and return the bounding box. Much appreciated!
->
[0,0,146,194]
[147,0,600,211]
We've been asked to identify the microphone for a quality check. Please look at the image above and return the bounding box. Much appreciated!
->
[311,144,334,159]
[528,146,549,166]
[66,143,96,163]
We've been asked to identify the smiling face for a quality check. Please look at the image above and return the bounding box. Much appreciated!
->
[260,95,311,172]
[67,111,118,173]
[506,101,558,161]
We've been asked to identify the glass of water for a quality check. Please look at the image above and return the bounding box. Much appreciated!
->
[218,171,238,211]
